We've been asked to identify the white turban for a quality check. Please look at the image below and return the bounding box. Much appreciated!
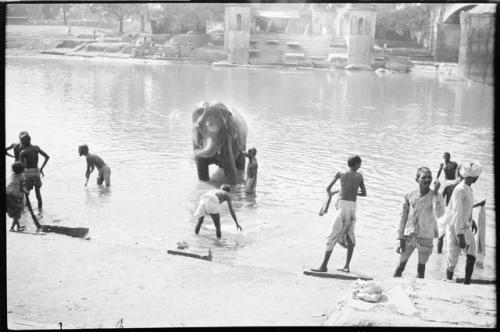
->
[459,161,482,178]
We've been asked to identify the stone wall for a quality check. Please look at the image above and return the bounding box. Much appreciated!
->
[435,23,460,62]
[458,12,495,84]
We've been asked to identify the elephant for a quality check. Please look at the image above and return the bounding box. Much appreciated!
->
[192,102,247,183]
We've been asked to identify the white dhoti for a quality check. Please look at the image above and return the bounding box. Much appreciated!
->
[325,200,356,250]
[446,224,476,272]
[443,178,460,189]
[194,192,220,218]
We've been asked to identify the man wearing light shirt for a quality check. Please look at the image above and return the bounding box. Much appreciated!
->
[445,161,482,285]
[394,167,445,279]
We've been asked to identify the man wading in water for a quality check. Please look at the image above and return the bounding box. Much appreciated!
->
[19,133,50,212]
[194,184,242,239]
[5,130,29,161]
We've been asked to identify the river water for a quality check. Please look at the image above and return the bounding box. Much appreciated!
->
[5,56,495,280]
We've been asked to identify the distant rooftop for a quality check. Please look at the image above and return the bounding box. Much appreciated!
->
[255,10,300,19]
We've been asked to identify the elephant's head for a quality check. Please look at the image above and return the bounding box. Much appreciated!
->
[192,101,235,159]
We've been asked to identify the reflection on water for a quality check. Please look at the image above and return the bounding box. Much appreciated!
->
[5,56,495,280]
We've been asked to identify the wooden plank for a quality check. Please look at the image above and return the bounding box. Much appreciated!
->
[40,225,89,238]
[455,277,496,285]
[167,249,212,261]
[303,269,373,281]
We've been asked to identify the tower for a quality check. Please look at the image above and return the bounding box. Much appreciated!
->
[345,4,376,69]
[224,6,251,64]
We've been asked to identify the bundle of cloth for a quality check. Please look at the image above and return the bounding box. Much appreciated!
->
[351,280,384,303]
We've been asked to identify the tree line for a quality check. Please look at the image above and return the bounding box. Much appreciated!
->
[7,3,225,35]
[8,2,436,44]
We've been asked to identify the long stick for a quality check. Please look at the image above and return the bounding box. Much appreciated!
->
[24,193,42,229]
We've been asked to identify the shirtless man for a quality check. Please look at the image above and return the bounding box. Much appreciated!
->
[437,152,459,205]
[194,184,242,239]
[244,148,258,195]
[312,155,367,273]
[436,152,459,253]
[78,145,111,187]
[19,134,50,211]
[5,130,29,161]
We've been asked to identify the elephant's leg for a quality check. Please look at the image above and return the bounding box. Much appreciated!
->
[223,159,237,184]
[235,151,246,170]
[196,158,210,181]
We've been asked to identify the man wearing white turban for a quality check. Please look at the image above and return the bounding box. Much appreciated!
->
[445,161,482,284]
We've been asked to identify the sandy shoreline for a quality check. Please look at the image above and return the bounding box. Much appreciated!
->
[7,229,349,328]
[7,227,496,328]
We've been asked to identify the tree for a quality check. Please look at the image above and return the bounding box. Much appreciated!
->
[41,4,59,20]
[89,3,136,34]
[60,4,74,25]
[375,3,433,45]
[149,3,224,34]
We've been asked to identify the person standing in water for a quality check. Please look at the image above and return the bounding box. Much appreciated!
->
[6,162,28,231]
[244,147,258,195]
[18,133,50,212]
[5,130,29,161]
[194,184,242,239]
[436,152,460,254]
[312,155,366,273]
[437,152,459,205]
[78,145,111,187]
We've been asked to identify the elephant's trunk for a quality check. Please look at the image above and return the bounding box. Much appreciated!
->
[194,137,218,159]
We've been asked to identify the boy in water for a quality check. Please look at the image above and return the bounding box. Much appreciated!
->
[78,145,111,187]
[6,162,28,231]
[244,147,258,195]
[5,130,29,161]
[19,133,50,211]
[394,167,444,279]
[194,184,242,239]
[312,155,367,273]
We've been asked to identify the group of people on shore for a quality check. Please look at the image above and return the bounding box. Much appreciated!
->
[310,153,485,285]
[5,130,111,231]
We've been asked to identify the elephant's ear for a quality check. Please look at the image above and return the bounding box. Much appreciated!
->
[192,102,209,122]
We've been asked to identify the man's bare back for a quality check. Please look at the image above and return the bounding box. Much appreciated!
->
[20,145,41,168]
[339,171,365,202]
[214,189,231,204]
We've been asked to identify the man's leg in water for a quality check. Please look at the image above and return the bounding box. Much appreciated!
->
[34,186,43,211]
[338,236,354,273]
[210,214,222,239]
[195,216,204,234]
